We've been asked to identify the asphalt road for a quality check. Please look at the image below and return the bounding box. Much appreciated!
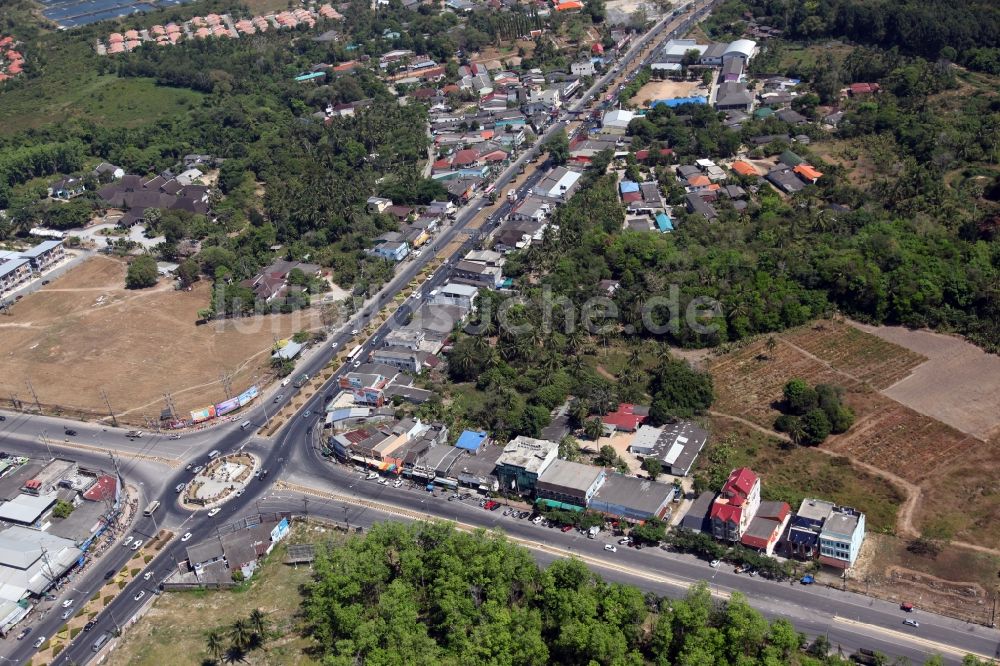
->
[10,2,1000,664]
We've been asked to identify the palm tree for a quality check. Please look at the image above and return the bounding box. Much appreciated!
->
[205,629,226,663]
[248,609,268,640]
[230,618,254,653]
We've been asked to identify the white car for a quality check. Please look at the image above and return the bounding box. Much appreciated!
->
[331,342,339,349]
[235,489,244,497]
[133,591,145,602]
[366,472,379,480]
[123,536,134,547]
[61,598,74,608]
[207,507,221,517]
[131,540,143,551]
[710,559,721,568]
[351,329,359,335]
[393,479,403,488]
[33,636,46,649]
[604,544,617,553]
[532,516,543,525]
[143,571,154,581]
[181,532,192,542]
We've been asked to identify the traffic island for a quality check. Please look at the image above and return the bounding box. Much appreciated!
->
[181,453,259,509]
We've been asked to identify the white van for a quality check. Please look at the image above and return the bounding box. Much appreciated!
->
[240,420,251,430]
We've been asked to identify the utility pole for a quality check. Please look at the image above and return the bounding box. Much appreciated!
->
[302,497,309,516]
[219,371,233,400]
[25,378,41,413]
[9,393,19,411]
[108,451,123,486]
[163,392,177,421]
[39,430,53,460]
[101,388,118,427]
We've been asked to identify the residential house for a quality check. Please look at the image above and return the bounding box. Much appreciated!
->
[601,403,649,432]
[18,240,65,273]
[685,192,718,220]
[0,256,31,294]
[366,196,393,214]
[534,166,582,202]
[239,259,321,303]
[47,177,85,200]
[709,467,761,541]
[371,241,410,262]
[432,282,479,311]
[819,507,866,568]
[740,500,790,555]
[571,60,595,76]
[92,162,125,181]
[766,167,806,194]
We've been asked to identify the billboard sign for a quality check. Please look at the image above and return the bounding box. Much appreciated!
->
[215,397,240,416]
[270,517,290,542]
[237,385,259,407]
[190,406,216,423]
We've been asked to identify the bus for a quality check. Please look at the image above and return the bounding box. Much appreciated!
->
[346,345,364,362]
[143,501,160,516]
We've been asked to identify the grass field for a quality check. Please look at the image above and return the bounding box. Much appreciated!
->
[0,73,202,135]
[0,255,316,422]
[105,522,342,666]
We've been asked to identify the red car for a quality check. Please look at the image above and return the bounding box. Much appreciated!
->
[560,525,574,533]
[483,500,499,511]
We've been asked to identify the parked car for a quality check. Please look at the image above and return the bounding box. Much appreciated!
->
[181,532,192,542]
[192,465,204,474]
[175,483,186,493]
[169,434,181,440]
[207,508,221,517]
[532,516,543,525]
[16,627,31,640]
[208,450,221,459]
[235,489,244,497]
[901,602,914,612]
[800,575,815,585]
[103,570,116,580]
[366,472,379,481]
[393,479,402,488]
[709,559,721,568]
[185,463,194,471]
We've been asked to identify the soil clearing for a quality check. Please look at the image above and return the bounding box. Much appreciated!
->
[849,321,1000,440]
[708,318,1000,551]
[630,79,703,106]
[0,256,320,424]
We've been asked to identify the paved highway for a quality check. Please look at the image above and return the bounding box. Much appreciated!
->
[7,2,1000,664]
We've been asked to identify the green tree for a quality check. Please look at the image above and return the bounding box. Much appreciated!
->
[783,379,817,415]
[642,457,663,481]
[51,500,74,519]
[205,629,225,663]
[125,255,158,289]
[544,128,570,166]
[632,518,666,544]
[801,408,832,445]
[584,417,604,441]
[177,258,199,287]
[559,435,582,461]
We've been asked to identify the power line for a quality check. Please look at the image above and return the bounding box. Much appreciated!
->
[24,378,41,413]
[100,388,118,427]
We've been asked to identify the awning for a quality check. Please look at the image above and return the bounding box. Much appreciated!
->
[536,498,584,512]
[433,477,458,488]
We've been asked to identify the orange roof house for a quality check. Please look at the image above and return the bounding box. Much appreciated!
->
[731,160,759,177]
[793,164,823,183]
[556,0,583,10]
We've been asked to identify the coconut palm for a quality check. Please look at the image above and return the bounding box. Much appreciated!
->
[248,608,268,640]
[205,629,226,663]
[230,618,254,652]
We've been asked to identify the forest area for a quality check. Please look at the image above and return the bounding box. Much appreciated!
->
[300,521,986,666]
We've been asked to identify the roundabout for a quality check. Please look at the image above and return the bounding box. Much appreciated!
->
[181,452,259,509]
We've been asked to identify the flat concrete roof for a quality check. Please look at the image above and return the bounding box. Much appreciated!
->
[590,473,673,517]
[536,459,603,494]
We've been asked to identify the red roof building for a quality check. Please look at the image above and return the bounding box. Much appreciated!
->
[635,148,673,162]
[730,160,759,177]
[592,42,604,55]
[740,500,790,554]
[601,403,648,432]
[710,467,761,541]
[452,149,480,167]
[83,474,119,502]
[848,82,880,96]
[622,191,642,203]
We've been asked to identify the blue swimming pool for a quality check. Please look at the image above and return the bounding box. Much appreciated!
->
[38,0,196,28]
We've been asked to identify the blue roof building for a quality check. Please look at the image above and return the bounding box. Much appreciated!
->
[294,72,326,83]
[619,180,640,194]
[651,96,708,108]
[655,212,673,232]
[455,430,489,452]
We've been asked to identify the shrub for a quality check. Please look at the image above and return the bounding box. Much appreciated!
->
[70,627,82,639]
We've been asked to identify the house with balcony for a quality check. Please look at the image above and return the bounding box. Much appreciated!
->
[709,467,760,541]
[819,507,866,569]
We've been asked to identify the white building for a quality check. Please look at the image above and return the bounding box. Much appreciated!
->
[602,109,635,131]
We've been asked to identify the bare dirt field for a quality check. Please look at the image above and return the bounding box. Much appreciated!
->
[0,256,318,423]
[849,321,1000,440]
[630,79,703,106]
[708,319,1000,551]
